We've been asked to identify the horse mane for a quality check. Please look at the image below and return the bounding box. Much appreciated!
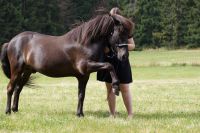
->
[65,14,114,46]
[70,7,109,29]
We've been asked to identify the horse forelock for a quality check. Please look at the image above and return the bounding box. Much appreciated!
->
[67,14,114,46]
[113,14,134,36]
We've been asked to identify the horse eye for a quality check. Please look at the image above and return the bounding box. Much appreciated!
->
[120,26,124,32]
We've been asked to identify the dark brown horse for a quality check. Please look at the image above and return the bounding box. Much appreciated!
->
[0,13,133,117]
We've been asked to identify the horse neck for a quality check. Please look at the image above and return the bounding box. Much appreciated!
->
[88,40,107,61]
[62,28,81,44]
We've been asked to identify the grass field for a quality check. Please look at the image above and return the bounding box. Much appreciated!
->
[0,49,200,133]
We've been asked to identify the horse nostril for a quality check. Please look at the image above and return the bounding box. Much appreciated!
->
[122,55,127,60]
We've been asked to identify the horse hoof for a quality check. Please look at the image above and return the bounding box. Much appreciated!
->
[112,82,120,96]
[5,110,11,115]
[12,107,18,112]
[76,113,84,117]
[113,88,120,96]
[115,90,119,96]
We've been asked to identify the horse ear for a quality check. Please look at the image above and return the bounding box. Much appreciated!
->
[111,14,134,33]
[111,14,121,25]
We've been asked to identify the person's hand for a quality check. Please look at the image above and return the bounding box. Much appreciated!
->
[128,38,135,51]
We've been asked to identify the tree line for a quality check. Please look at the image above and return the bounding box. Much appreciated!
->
[0,0,199,49]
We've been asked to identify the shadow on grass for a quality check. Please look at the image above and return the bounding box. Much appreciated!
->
[134,111,200,119]
[1,109,199,120]
[64,110,110,118]
[84,110,110,118]
[66,110,200,119]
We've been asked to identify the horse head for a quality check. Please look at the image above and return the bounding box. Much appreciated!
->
[67,13,133,62]
[109,14,134,61]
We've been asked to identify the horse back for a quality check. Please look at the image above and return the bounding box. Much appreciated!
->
[6,32,66,71]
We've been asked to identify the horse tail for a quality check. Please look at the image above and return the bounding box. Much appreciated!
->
[0,43,11,79]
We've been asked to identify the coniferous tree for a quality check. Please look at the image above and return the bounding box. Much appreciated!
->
[185,0,200,48]
[0,0,200,49]
[0,0,23,43]
[134,0,161,49]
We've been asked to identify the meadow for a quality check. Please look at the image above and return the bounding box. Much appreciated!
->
[0,49,200,133]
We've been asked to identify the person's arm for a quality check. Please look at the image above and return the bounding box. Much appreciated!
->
[104,37,135,52]
[127,37,135,51]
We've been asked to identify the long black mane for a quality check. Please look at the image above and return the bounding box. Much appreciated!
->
[65,14,114,46]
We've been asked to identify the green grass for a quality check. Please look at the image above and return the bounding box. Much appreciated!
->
[0,49,200,133]
[130,49,200,67]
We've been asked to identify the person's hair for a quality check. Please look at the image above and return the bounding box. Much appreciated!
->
[110,7,121,15]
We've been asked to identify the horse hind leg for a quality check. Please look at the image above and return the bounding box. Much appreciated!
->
[5,73,21,114]
[5,58,25,114]
[12,71,31,112]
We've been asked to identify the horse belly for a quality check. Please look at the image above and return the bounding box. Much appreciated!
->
[36,65,78,77]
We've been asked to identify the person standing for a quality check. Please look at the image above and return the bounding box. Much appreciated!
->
[97,7,135,118]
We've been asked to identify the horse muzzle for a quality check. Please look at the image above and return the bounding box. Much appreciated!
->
[116,44,129,62]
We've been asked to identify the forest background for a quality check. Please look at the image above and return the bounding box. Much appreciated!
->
[0,0,199,50]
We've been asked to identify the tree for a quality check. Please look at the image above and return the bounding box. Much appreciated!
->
[0,0,199,49]
[161,0,188,49]
[134,0,161,49]
[185,0,200,48]
[0,0,23,43]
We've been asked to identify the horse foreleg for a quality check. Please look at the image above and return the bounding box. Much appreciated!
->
[86,62,120,95]
[12,72,31,112]
[76,76,89,117]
